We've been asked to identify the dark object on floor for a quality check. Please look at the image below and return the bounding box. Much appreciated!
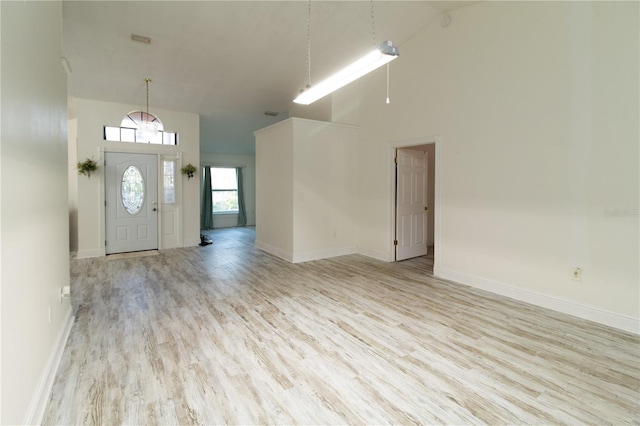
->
[199,234,212,246]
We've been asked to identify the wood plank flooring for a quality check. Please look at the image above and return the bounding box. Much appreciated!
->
[44,227,639,425]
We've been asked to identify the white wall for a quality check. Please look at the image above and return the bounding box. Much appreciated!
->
[255,120,294,259]
[291,119,359,262]
[1,2,74,423]
[200,153,256,228]
[333,2,639,331]
[289,96,332,122]
[74,98,200,257]
[255,118,359,263]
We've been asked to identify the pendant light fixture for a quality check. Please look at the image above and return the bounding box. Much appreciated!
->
[137,77,159,143]
[293,1,399,105]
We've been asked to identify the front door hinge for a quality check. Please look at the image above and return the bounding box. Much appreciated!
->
[105,240,107,246]
[394,157,398,165]
[394,240,398,246]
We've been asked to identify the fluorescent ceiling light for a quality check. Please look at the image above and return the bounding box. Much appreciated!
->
[293,40,399,105]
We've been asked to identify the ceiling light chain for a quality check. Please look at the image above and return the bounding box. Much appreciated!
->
[370,0,377,47]
[386,62,391,104]
[145,77,152,118]
[138,77,159,143]
[305,0,312,89]
[372,0,392,105]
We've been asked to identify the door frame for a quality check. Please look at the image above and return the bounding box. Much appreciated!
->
[98,146,184,256]
[387,134,441,276]
[395,147,429,261]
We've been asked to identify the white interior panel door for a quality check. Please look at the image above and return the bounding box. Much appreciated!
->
[105,152,158,254]
[396,148,428,261]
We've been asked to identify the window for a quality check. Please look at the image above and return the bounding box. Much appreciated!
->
[121,165,145,215]
[163,160,176,204]
[103,111,178,145]
[210,167,238,213]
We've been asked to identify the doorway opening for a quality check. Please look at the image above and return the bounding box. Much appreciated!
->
[388,135,440,275]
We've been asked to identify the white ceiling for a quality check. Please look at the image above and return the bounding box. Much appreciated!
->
[63,1,471,154]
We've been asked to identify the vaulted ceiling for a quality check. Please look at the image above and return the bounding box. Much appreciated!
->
[63,1,472,154]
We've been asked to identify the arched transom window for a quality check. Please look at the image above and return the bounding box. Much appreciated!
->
[104,111,178,145]
[121,111,164,132]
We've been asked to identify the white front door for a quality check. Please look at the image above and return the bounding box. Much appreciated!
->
[396,148,428,261]
[105,152,158,254]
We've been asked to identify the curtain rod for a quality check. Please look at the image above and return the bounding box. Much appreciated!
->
[201,163,246,168]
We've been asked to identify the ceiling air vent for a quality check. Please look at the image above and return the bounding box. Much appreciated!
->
[131,34,151,44]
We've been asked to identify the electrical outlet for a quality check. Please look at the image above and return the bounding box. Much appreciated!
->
[60,285,71,303]
[572,267,582,282]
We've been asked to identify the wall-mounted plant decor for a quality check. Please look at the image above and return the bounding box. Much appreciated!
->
[181,163,197,180]
[77,158,98,178]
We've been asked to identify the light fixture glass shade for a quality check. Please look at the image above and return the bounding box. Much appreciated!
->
[294,40,399,105]
[136,120,159,143]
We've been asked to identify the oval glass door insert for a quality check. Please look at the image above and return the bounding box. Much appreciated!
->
[121,165,145,215]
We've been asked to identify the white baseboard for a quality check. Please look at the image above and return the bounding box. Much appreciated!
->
[23,307,74,425]
[256,242,359,264]
[438,267,639,335]
[292,246,357,263]
[75,248,104,259]
[357,247,392,262]
[183,238,200,248]
[255,240,293,262]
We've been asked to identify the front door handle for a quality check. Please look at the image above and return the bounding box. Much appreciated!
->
[152,207,157,212]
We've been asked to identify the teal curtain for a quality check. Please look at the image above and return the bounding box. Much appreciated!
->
[201,166,213,230]
[236,167,247,227]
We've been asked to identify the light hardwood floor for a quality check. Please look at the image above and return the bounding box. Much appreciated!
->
[44,227,639,425]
